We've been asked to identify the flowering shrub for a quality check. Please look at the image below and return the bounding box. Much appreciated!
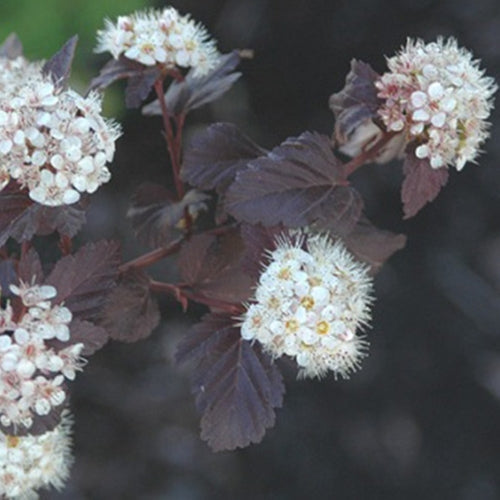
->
[0,6,496,497]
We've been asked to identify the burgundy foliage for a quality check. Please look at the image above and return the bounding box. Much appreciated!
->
[89,56,160,108]
[127,183,209,248]
[100,268,160,343]
[0,186,87,246]
[45,240,121,321]
[225,131,363,234]
[42,36,78,88]
[176,313,285,451]
[182,122,267,195]
[178,231,253,304]
[401,152,449,218]
[344,217,407,273]
[329,59,382,146]
[143,51,242,116]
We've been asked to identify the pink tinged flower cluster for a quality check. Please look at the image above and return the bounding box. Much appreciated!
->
[0,411,73,499]
[0,282,85,431]
[376,37,496,170]
[0,56,121,206]
[95,7,220,77]
[241,233,373,379]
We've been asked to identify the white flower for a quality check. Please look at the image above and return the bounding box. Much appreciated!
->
[0,411,73,499]
[376,37,497,170]
[240,232,373,379]
[0,282,85,430]
[0,56,121,206]
[95,7,220,77]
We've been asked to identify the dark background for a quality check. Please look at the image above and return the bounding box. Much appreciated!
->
[10,0,498,498]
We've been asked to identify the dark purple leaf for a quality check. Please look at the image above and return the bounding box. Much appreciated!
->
[64,319,108,355]
[178,231,253,304]
[45,240,121,321]
[127,183,209,248]
[329,59,381,146]
[125,66,161,108]
[100,268,160,343]
[143,51,242,116]
[0,260,16,297]
[182,123,267,195]
[42,36,78,88]
[401,152,449,218]
[89,56,145,92]
[225,131,363,234]
[176,313,285,451]
[240,224,284,281]
[0,186,87,246]
[17,248,44,284]
[343,217,406,273]
[46,318,109,356]
[0,33,23,59]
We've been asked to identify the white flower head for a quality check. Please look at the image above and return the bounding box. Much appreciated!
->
[0,281,85,430]
[0,411,73,499]
[0,57,121,206]
[376,37,497,170]
[95,7,220,77]
[240,232,374,379]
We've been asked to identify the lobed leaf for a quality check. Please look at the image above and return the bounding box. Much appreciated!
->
[176,313,285,451]
[240,223,284,281]
[47,318,109,356]
[100,268,160,343]
[42,36,78,88]
[89,57,147,93]
[45,240,121,321]
[17,247,44,284]
[142,51,242,116]
[182,122,267,195]
[178,231,253,304]
[225,131,363,234]
[0,186,87,247]
[125,66,161,108]
[0,33,23,59]
[343,217,407,273]
[401,152,449,218]
[127,183,210,248]
[329,59,381,145]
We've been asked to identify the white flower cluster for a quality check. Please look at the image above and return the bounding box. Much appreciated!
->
[376,37,496,170]
[0,411,73,499]
[0,56,121,206]
[0,282,85,431]
[241,233,373,379]
[95,7,220,77]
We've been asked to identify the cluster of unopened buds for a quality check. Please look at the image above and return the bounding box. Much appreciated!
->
[95,6,220,76]
[0,55,121,206]
[0,411,72,499]
[242,233,373,379]
[0,282,85,430]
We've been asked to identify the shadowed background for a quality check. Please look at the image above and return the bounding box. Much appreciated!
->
[3,0,500,498]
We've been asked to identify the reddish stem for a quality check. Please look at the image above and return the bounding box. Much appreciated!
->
[150,280,244,315]
[154,79,185,199]
[58,235,73,256]
[343,131,397,178]
[119,237,184,274]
